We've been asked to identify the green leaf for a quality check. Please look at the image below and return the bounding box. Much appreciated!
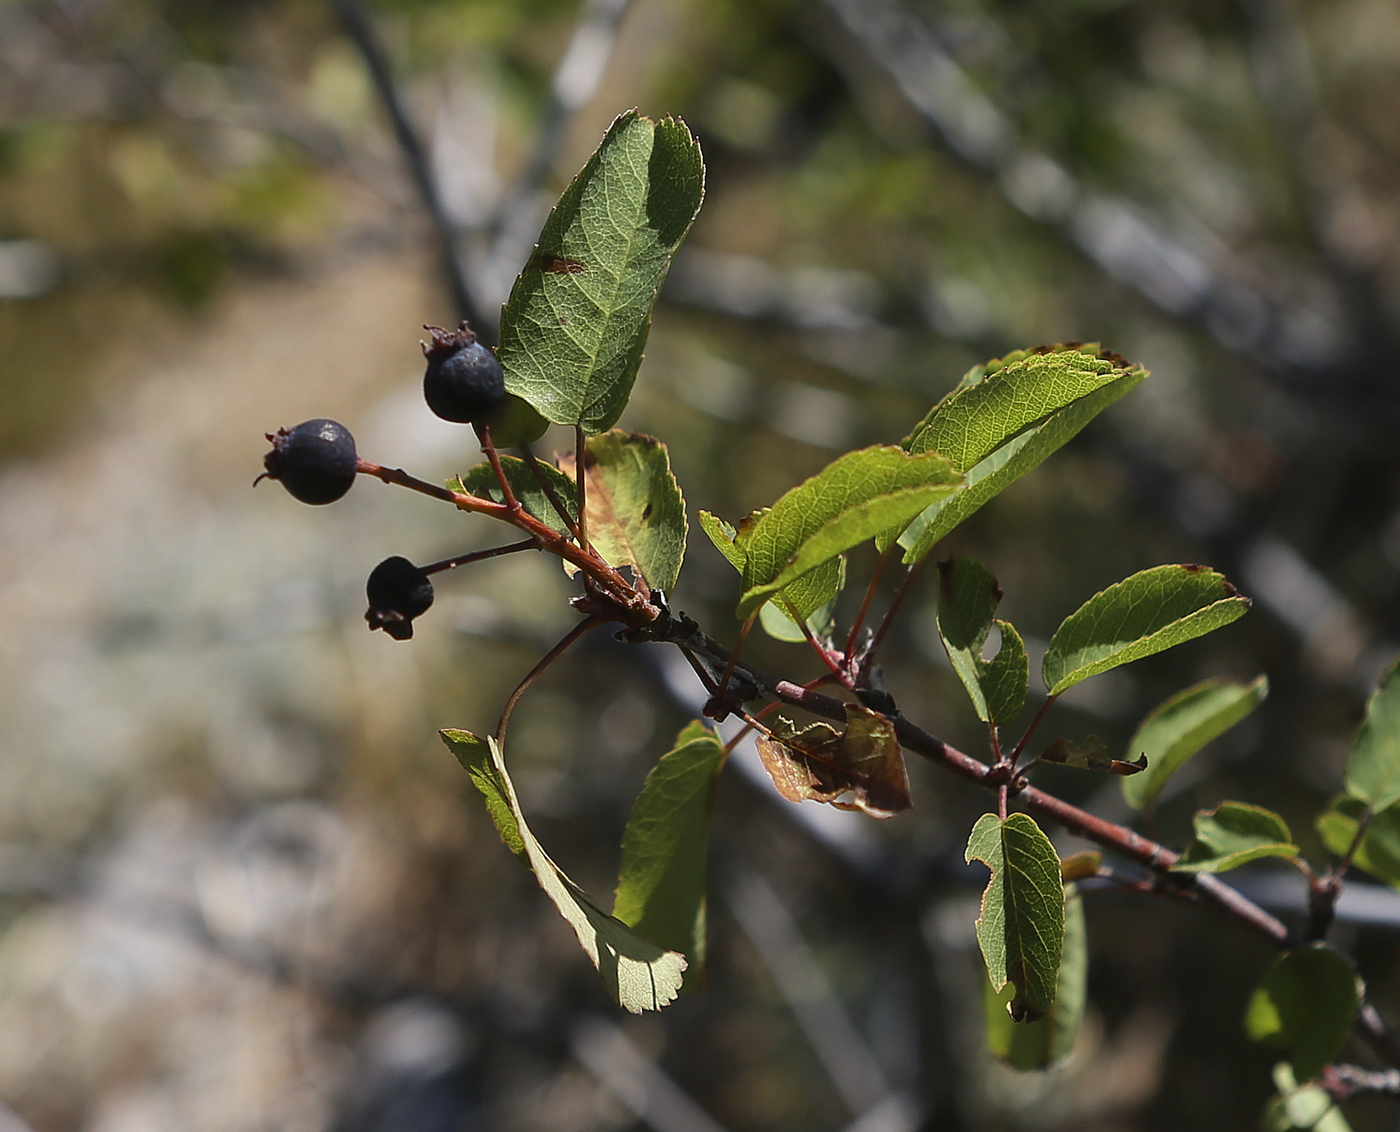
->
[698,510,745,572]
[1246,945,1361,1081]
[1316,796,1400,890]
[895,347,1146,565]
[966,812,1065,1022]
[755,706,911,818]
[558,430,687,595]
[485,393,550,448]
[936,557,1028,725]
[1173,801,1299,874]
[759,556,844,643]
[1041,564,1250,696]
[1345,654,1400,812]
[984,883,1087,1071]
[1264,1064,1355,1132]
[455,455,578,534]
[905,343,1138,470]
[441,728,687,1013]
[613,721,725,987]
[498,111,704,435]
[1121,676,1269,811]
[735,445,961,619]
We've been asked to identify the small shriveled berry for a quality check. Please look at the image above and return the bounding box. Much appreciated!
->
[422,321,507,425]
[365,556,434,640]
[259,419,358,505]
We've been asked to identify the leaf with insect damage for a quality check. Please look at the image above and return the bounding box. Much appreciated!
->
[498,111,704,434]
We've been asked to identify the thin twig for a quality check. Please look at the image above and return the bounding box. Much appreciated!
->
[519,442,580,537]
[422,538,538,575]
[862,556,927,675]
[475,423,522,514]
[845,540,897,662]
[712,612,758,718]
[1009,694,1057,767]
[574,425,591,556]
[495,616,604,745]
[331,0,487,335]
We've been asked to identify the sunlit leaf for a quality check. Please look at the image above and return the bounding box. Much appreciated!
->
[966,812,1064,1022]
[614,721,725,987]
[984,882,1087,1071]
[1316,796,1400,890]
[936,556,1028,725]
[735,445,961,619]
[1041,564,1250,696]
[441,729,687,1013]
[1172,801,1299,874]
[759,556,844,643]
[1345,654,1400,812]
[895,346,1146,564]
[1264,1064,1355,1132]
[1059,851,1102,882]
[1246,945,1361,1081]
[454,456,578,534]
[1122,676,1269,811]
[755,706,911,818]
[558,430,686,594]
[498,111,704,434]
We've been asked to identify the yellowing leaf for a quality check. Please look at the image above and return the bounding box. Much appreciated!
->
[755,706,911,818]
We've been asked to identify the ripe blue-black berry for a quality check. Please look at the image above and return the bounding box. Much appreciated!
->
[258,419,358,505]
[365,556,434,640]
[422,322,507,425]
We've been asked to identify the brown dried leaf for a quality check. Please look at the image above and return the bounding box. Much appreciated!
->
[755,706,911,818]
[1042,736,1147,776]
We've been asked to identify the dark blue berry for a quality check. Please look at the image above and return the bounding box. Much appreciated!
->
[422,322,507,425]
[365,556,434,640]
[259,419,358,505]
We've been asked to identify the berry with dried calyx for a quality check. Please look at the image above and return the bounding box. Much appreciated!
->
[422,321,507,426]
[258,419,358,505]
[365,556,434,640]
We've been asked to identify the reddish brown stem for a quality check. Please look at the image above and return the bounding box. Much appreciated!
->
[495,616,603,745]
[712,612,758,718]
[475,422,522,514]
[518,442,580,537]
[862,556,928,676]
[1009,694,1057,768]
[574,425,591,557]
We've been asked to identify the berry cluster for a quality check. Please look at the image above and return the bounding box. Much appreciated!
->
[256,321,511,641]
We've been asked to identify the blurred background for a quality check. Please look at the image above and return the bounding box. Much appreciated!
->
[3,0,1400,1128]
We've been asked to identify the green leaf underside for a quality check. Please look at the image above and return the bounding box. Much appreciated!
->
[1042,564,1250,696]
[1345,654,1400,812]
[985,883,1087,1071]
[966,812,1065,1022]
[894,349,1146,565]
[906,344,1133,470]
[755,706,911,818]
[1246,945,1361,1081]
[613,721,725,987]
[558,430,687,594]
[759,556,844,643]
[700,511,844,639]
[454,456,579,535]
[936,557,1027,724]
[1265,1064,1355,1132]
[441,729,686,1013]
[735,445,961,619]
[498,111,704,434]
[1173,801,1299,874]
[1317,796,1400,890]
[485,393,550,448]
[1122,676,1269,811]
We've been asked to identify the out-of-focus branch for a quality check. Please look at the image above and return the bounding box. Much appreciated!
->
[332,0,488,335]
[818,0,1352,373]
